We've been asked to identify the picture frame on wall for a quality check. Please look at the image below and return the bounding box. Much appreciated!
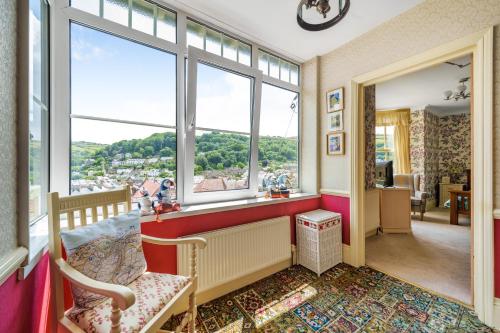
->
[327,87,344,112]
[327,110,343,132]
[327,132,345,155]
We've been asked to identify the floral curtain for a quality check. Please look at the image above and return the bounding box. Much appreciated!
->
[376,109,411,174]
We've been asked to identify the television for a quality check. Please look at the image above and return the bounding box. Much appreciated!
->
[375,160,394,187]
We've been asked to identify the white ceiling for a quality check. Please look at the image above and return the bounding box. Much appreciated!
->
[161,0,424,62]
[376,55,472,115]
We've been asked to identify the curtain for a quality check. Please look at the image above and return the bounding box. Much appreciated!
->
[376,109,411,174]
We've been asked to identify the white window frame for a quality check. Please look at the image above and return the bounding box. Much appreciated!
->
[51,0,301,205]
[18,0,51,265]
[184,46,262,204]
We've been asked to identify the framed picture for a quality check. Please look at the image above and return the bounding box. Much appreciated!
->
[327,110,343,132]
[327,87,344,112]
[327,132,345,155]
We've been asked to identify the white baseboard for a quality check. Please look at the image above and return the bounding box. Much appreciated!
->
[342,244,353,266]
[494,298,500,329]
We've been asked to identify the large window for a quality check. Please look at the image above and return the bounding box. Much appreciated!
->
[29,0,49,224]
[55,1,301,205]
[70,24,177,202]
[375,125,395,162]
[259,84,299,192]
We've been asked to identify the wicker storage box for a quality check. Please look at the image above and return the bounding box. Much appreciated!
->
[296,209,342,276]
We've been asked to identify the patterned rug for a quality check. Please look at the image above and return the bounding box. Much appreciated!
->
[163,264,495,332]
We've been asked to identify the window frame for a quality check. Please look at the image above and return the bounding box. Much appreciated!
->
[18,0,51,263]
[184,46,263,204]
[51,0,302,205]
[375,125,395,162]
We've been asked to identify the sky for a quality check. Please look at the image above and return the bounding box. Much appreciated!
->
[70,23,298,145]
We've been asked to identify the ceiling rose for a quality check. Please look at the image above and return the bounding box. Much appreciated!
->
[297,0,350,31]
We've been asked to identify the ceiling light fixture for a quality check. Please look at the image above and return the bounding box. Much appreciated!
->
[297,0,350,31]
[443,77,470,101]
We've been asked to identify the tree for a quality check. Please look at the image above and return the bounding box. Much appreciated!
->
[195,155,208,170]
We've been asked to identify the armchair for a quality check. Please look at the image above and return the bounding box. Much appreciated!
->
[48,186,207,333]
[393,174,428,221]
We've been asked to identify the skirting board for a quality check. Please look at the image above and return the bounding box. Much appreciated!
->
[365,228,378,238]
[494,298,500,329]
[342,244,353,266]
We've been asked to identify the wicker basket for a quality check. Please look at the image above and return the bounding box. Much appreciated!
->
[296,209,342,276]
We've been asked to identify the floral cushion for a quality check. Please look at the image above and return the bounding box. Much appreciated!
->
[67,272,190,333]
[60,211,147,309]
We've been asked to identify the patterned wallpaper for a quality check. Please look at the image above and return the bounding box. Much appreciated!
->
[423,111,440,201]
[364,85,376,190]
[315,0,500,202]
[410,110,425,186]
[439,114,471,184]
[410,110,471,201]
[410,109,440,200]
[0,0,18,260]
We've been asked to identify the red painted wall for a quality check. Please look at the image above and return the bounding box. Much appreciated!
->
[495,220,500,298]
[0,254,50,333]
[320,194,351,245]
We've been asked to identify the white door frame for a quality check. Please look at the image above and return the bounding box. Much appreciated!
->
[349,28,494,325]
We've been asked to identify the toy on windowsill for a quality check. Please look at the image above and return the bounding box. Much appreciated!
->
[137,188,154,216]
[277,174,290,198]
[263,174,290,199]
[155,178,181,221]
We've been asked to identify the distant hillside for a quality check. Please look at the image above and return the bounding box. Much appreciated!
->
[72,131,297,177]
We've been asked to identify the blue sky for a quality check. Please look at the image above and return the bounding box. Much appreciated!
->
[70,23,298,144]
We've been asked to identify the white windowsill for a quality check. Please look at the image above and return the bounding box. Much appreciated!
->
[140,193,320,223]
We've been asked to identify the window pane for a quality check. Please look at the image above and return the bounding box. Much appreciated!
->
[238,43,251,66]
[29,102,48,221]
[71,0,100,16]
[71,118,177,200]
[29,0,49,222]
[259,84,299,191]
[103,0,129,26]
[269,54,280,79]
[195,63,252,133]
[156,7,176,42]
[187,20,204,49]
[280,61,290,82]
[193,63,253,193]
[71,24,176,127]
[290,64,299,85]
[258,52,268,75]
[205,29,222,56]
[132,0,154,35]
[222,36,238,62]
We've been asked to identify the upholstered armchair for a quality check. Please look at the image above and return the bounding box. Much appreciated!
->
[393,174,428,221]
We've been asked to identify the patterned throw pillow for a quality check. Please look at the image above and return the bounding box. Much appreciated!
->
[60,211,146,310]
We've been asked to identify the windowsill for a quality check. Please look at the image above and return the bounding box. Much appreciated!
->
[140,192,320,223]
[18,215,50,280]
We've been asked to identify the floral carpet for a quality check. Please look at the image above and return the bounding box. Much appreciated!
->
[163,264,495,332]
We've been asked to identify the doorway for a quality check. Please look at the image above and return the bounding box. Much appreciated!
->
[348,28,494,325]
[362,55,473,304]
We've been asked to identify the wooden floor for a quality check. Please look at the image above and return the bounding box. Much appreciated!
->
[365,208,471,305]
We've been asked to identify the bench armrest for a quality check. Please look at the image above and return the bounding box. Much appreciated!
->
[141,235,207,249]
[56,258,135,310]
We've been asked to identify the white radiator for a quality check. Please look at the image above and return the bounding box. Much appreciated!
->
[177,216,291,294]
